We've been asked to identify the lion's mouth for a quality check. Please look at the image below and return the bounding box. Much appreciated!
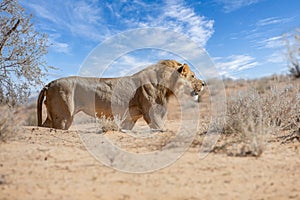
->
[191,91,199,102]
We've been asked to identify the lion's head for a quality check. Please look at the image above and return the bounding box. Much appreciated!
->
[177,63,205,102]
[159,60,205,102]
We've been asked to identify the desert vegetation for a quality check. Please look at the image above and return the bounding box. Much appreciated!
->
[212,76,299,156]
[0,0,49,139]
[0,1,300,199]
[0,0,49,106]
[187,75,299,157]
[0,106,20,140]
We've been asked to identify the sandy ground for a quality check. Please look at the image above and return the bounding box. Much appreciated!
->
[1,77,300,199]
[1,124,300,200]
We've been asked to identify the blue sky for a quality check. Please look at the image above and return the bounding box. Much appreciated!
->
[20,0,300,80]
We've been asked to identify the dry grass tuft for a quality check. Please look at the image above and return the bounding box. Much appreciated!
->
[0,106,22,141]
[207,76,300,156]
[96,116,119,133]
[23,102,37,126]
[222,88,269,156]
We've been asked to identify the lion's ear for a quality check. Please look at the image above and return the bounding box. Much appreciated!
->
[177,64,189,77]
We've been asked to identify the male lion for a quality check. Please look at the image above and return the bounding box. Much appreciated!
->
[37,60,205,130]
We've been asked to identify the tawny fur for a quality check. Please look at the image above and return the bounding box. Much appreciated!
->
[37,60,204,130]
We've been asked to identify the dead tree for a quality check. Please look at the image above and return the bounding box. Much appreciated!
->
[0,0,48,106]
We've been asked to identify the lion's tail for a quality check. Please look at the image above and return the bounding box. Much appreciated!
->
[37,85,48,126]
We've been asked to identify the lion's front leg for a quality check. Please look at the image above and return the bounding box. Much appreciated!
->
[143,103,167,131]
[119,107,142,131]
[120,119,136,131]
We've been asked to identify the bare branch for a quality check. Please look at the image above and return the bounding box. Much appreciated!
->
[0,0,49,105]
[0,19,20,54]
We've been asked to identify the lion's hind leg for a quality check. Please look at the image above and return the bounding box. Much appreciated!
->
[48,104,73,130]
[52,116,73,130]
[43,109,73,130]
[42,117,52,128]
[45,90,74,130]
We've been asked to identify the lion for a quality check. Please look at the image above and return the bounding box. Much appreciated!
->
[37,60,205,130]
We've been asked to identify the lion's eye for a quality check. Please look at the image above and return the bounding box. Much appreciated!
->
[191,75,195,78]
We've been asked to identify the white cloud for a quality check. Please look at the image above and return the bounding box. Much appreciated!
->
[256,17,293,27]
[23,0,108,42]
[24,0,214,48]
[73,1,102,24]
[109,55,153,77]
[106,0,214,47]
[51,42,70,54]
[215,0,262,13]
[162,0,214,47]
[23,0,215,78]
[242,16,295,44]
[265,51,285,64]
[48,34,71,54]
[66,1,109,41]
[258,35,285,49]
[78,27,214,78]
[214,55,259,78]
[25,2,60,24]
